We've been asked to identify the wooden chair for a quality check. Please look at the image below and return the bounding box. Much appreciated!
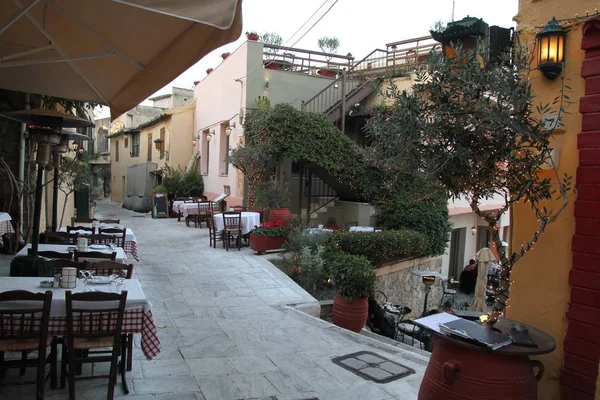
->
[43,231,78,245]
[67,226,95,235]
[196,201,213,228]
[0,290,56,399]
[82,261,133,279]
[98,219,120,225]
[74,251,116,262]
[38,259,85,277]
[62,290,129,400]
[70,217,97,226]
[222,211,243,251]
[30,249,73,260]
[231,205,247,212]
[206,212,224,248]
[99,228,126,248]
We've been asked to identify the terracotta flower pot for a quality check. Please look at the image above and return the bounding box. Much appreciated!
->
[249,234,284,255]
[318,69,338,78]
[247,33,259,41]
[332,294,368,333]
[269,207,292,226]
[206,68,213,74]
[221,52,230,60]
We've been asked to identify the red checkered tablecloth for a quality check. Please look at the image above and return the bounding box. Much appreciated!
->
[124,241,139,261]
[46,308,160,359]
[0,220,15,236]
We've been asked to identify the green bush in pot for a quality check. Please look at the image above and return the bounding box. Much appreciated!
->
[329,252,375,300]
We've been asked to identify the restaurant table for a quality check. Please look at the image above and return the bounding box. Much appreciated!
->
[18,243,127,263]
[0,277,161,361]
[213,212,261,235]
[0,212,15,236]
[59,226,139,261]
[177,202,220,218]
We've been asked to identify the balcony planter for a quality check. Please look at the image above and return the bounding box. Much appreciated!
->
[317,68,338,78]
[206,68,213,75]
[221,52,231,60]
[264,60,292,71]
[246,32,259,41]
[249,233,284,255]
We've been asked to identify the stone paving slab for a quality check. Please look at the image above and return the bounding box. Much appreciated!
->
[0,199,427,399]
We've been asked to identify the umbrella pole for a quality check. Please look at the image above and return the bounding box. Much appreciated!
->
[51,166,59,232]
[30,164,45,256]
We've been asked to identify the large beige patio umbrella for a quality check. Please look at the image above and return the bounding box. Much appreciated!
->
[469,247,495,313]
[0,0,243,119]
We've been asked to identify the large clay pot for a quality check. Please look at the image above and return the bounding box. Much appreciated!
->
[419,335,544,400]
[269,207,292,226]
[249,234,284,255]
[332,294,368,333]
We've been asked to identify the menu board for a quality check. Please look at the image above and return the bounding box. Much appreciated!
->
[152,192,168,219]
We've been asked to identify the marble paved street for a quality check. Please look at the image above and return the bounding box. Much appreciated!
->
[0,200,429,400]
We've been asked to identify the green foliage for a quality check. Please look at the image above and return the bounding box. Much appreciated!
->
[297,245,326,293]
[261,32,283,47]
[59,157,91,195]
[282,226,332,255]
[318,36,340,60]
[255,177,290,209]
[254,96,271,109]
[161,165,204,199]
[329,252,375,300]
[152,185,167,194]
[330,230,430,266]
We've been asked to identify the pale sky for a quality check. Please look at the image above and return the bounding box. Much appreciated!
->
[97,0,518,117]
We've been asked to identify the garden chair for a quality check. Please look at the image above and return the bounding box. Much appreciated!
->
[82,261,134,279]
[38,259,85,277]
[62,290,128,400]
[222,211,242,251]
[70,217,97,226]
[0,290,56,399]
[98,219,120,225]
[206,212,224,248]
[98,228,127,248]
[86,234,118,246]
[43,231,78,245]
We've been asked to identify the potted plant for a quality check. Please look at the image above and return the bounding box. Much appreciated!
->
[324,217,339,230]
[249,220,288,254]
[317,36,340,77]
[255,177,291,225]
[329,252,376,332]
[221,52,231,60]
[246,31,259,41]
[206,68,213,75]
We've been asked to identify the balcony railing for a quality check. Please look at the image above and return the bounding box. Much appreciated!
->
[262,44,353,76]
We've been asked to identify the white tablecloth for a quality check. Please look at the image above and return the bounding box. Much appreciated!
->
[178,202,220,217]
[213,212,260,235]
[17,243,127,264]
[0,212,11,223]
[0,277,151,316]
[349,226,375,232]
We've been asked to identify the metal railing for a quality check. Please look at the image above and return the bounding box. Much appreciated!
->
[262,44,353,75]
[298,163,338,218]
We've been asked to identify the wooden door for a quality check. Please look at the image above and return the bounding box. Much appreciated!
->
[448,227,466,280]
[147,133,152,162]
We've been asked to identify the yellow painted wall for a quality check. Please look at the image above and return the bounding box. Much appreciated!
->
[510,2,596,399]
[110,103,195,204]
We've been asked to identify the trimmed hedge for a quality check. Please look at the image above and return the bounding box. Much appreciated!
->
[329,230,429,266]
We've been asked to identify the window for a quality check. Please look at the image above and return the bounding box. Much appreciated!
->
[159,127,165,160]
[201,129,209,174]
[130,132,140,157]
[124,137,128,148]
[115,140,119,162]
[219,124,230,176]
[147,133,152,162]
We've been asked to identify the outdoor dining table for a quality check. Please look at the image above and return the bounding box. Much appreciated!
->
[0,277,161,361]
[17,243,128,263]
[59,225,139,261]
[177,202,220,218]
[213,211,261,235]
[0,212,15,236]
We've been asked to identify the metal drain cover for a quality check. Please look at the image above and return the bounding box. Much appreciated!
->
[331,351,414,383]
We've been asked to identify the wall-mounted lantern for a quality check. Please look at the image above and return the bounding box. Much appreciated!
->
[537,17,566,80]
[206,129,215,142]
[471,226,477,236]
[225,122,236,136]
[153,138,164,151]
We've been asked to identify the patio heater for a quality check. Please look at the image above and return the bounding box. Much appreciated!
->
[0,109,91,276]
[421,275,436,317]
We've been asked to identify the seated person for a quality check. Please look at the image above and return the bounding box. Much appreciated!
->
[459,259,477,294]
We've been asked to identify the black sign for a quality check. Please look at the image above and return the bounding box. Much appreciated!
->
[152,192,168,219]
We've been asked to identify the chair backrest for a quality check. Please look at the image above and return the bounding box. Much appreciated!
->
[38,259,85,276]
[65,291,127,343]
[74,250,117,262]
[98,219,120,224]
[43,231,78,245]
[231,205,246,212]
[197,201,212,214]
[32,249,73,260]
[86,234,117,245]
[67,226,95,234]
[71,217,98,226]
[0,290,52,341]
[98,228,126,247]
[222,211,241,230]
[83,261,134,279]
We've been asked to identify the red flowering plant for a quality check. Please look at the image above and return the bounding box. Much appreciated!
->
[251,220,288,237]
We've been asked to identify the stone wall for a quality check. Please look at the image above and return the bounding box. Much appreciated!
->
[375,256,443,318]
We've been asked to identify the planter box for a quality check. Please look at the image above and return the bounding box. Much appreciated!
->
[249,234,284,254]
